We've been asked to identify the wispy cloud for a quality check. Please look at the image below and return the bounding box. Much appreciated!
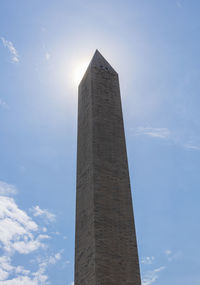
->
[0,99,9,110]
[0,252,62,284]
[42,44,51,61]
[141,256,155,265]
[31,205,56,223]
[135,126,200,151]
[1,37,19,63]
[183,143,200,151]
[0,181,17,196]
[164,249,182,262]
[141,249,182,284]
[142,266,165,285]
[45,52,51,61]
[136,127,170,139]
[165,249,172,256]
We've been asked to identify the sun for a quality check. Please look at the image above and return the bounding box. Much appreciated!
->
[59,55,91,91]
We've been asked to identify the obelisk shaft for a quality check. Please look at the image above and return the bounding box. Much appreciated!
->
[75,50,141,285]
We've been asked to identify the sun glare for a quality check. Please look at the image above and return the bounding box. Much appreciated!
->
[59,53,91,92]
[73,60,90,86]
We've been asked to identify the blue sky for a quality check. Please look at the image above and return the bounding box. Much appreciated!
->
[0,0,200,284]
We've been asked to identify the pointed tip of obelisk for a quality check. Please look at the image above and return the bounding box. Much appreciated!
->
[93,49,102,57]
[90,49,117,74]
[94,48,100,54]
[79,49,117,87]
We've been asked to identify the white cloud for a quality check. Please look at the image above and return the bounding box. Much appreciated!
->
[37,234,50,240]
[0,244,50,284]
[136,127,170,139]
[0,276,38,285]
[0,256,12,281]
[0,196,44,254]
[12,240,45,255]
[48,251,62,265]
[1,37,19,63]
[142,266,165,285]
[141,256,155,265]
[0,258,51,285]
[0,252,63,285]
[0,181,62,284]
[31,205,55,223]
[0,256,31,282]
[30,252,63,284]
[0,99,9,110]
[0,181,17,196]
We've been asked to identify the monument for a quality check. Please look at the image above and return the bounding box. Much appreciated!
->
[75,50,141,285]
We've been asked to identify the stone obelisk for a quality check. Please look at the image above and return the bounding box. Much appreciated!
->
[75,50,141,285]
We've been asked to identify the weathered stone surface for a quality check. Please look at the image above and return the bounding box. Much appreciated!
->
[75,50,141,285]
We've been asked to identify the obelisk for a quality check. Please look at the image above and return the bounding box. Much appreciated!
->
[75,50,141,285]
